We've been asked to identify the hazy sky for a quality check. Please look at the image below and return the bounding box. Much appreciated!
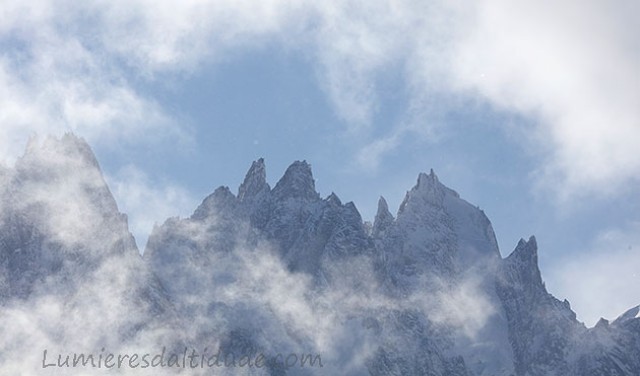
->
[0,0,638,326]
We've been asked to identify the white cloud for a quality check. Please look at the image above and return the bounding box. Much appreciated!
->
[107,165,198,251]
[449,0,640,198]
[546,222,640,327]
[89,0,310,73]
[0,0,637,198]
[0,1,188,164]
[355,130,403,171]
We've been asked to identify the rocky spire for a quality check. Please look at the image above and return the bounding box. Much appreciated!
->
[326,192,342,206]
[372,196,394,236]
[501,236,544,294]
[238,158,270,202]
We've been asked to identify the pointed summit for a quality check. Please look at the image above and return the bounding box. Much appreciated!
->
[398,169,457,215]
[272,160,318,200]
[238,158,270,202]
[417,169,439,187]
[510,236,538,263]
[326,192,342,206]
[14,133,121,221]
[373,196,394,236]
[20,132,101,170]
[414,169,460,198]
[503,236,543,290]
[192,186,238,220]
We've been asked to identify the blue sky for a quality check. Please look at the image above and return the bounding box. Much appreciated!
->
[0,0,638,326]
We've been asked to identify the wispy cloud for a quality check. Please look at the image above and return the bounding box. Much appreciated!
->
[0,0,637,199]
[546,222,640,327]
[107,165,198,251]
[0,1,187,163]
[146,210,506,373]
[448,0,640,199]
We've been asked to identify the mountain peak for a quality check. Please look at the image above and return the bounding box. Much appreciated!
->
[192,186,238,220]
[377,196,390,213]
[272,160,318,200]
[508,236,538,264]
[417,169,438,187]
[21,132,100,171]
[416,169,460,197]
[503,236,543,289]
[398,169,459,215]
[14,133,120,221]
[238,158,270,202]
[373,196,394,236]
[2,133,137,257]
[326,192,342,206]
[613,305,640,325]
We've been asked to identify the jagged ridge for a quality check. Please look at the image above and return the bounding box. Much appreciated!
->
[1,139,638,376]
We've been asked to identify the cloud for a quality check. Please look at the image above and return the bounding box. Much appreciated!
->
[0,1,188,164]
[106,165,198,251]
[7,135,130,251]
[546,222,640,327]
[1,0,637,197]
[0,137,183,375]
[355,130,403,172]
[448,0,640,198]
[143,203,506,373]
[326,0,639,196]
